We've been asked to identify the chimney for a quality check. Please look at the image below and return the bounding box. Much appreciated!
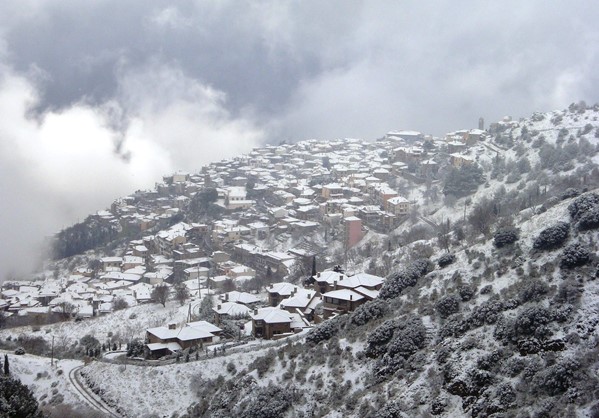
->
[225,293,229,301]
[253,309,258,315]
[333,280,337,290]
[317,272,321,278]
[270,284,274,288]
[217,304,221,310]
[339,275,343,281]
[350,294,353,301]
[307,293,311,299]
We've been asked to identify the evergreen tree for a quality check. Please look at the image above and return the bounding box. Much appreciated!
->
[4,354,8,375]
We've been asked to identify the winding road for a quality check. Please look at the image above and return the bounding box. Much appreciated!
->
[67,365,121,417]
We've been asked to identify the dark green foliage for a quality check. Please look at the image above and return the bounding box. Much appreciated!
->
[305,317,341,346]
[0,375,43,417]
[578,207,599,230]
[51,216,118,259]
[374,401,404,418]
[249,351,275,378]
[240,385,293,418]
[3,354,8,375]
[567,192,599,221]
[126,339,144,357]
[457,285,475,302]
[493,228,519,248]
[379,259,432,300]
[519,279,549,303]
[437,253,456,268]
[513,306,554,340]
[561,188,582,200]
[532,358,580,396]
[532,222,569,250]
[443,164,485,197]
[366,317,426,360]
[385,317,427,359]
[365,320,398,358]
[348,299,389,327]
[435,295,460,318]
[560,243,590,268]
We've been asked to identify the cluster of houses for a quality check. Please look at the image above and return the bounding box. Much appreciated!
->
[2,126,488,356]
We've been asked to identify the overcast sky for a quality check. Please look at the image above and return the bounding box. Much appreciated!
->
[1,0,599,277]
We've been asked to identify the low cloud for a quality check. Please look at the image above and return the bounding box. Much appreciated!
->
[0,61,263,278]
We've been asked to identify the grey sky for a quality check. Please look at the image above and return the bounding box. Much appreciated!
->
[0,0,598,277]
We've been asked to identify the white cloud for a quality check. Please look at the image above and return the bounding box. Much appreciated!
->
[0,60,264,278]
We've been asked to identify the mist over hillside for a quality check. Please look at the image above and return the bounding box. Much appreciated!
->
[1,103,599,417]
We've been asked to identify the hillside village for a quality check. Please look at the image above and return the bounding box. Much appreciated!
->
[1,103,599,417]
[0,121,497,348]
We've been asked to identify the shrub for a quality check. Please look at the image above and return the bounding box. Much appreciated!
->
[250,351,275,378]
[560,243,590,268]
[519,279,549,303]
[112,297,129,311]
[567,192,599,221]
[437,254,456,268]
[126,339,144,358]
[305,317,342,346]
[365,320,398,358]
[435,295,460,319]
[379,259,432,300]
[514,306,553,339]
[561,188,582,200]
[348,299,389,327]
[241,384,293,418]
[468,300,505,327]
[374,401,405,418]
[493,228,519,248]
[14,347,25,355]
[578,207,599,230]
[457,285,475,302]
[385,317,427,359]
[533,358,580,396]
[532,222,569,251]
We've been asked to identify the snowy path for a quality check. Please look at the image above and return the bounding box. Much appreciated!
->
[68,365,121,417]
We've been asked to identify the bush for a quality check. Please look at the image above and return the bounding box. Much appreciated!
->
[532,222,569,251]
[567,192,599,221]
[0,375,42,417]
[250,351,275,378]
[533,358,580,396]
[241,385,293,418]
[514,306,553,339]
[435,295,460,319]
[457,285,475,302]
[126,340,144,358]
[112,297,129,311]
[348,299,388,327]
[560,243,590,268]
[365,320,398,358]
[493,228,519,248]
[519,279,549,303]
[468,300,505,327]
[374,401,406,418]
[305,317,342,346]
[578,207,599,230]
[437,254,456,268]
[385,317,427,359]
[379,260,432,300]
[14,347,25,355]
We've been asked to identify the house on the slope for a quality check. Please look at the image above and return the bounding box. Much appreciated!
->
[321,289,366,318]
[219,291,261,307]
[212,301,251,324]
[385,196,411,216]
[266,282,300,307]
[313,271,349,294]
[250,307,301,340]
[145,321,221,358]
[278,288,321,322]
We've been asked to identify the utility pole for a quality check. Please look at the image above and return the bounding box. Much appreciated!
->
[51,336,54,367]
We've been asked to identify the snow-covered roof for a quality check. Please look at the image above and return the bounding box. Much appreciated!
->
[322,289,365,302]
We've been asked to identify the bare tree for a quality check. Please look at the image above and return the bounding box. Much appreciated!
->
[437,219,452,253]
[58,301,76,320]
[151,285,170,307]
